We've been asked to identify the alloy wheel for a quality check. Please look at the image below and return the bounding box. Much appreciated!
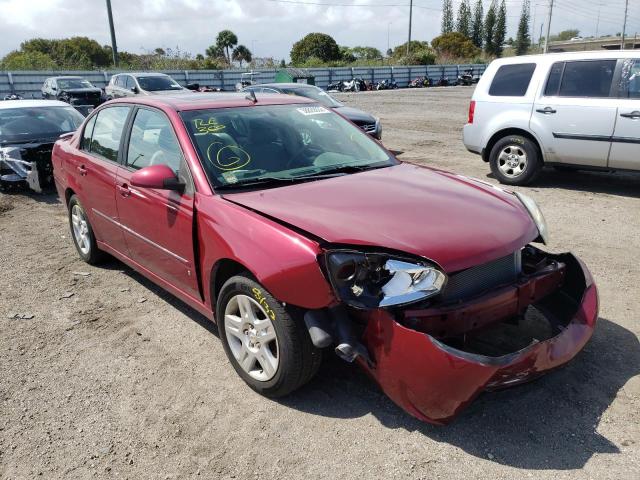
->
[71,205,91,255]
[224,294,279,381]
[497,145,528,178]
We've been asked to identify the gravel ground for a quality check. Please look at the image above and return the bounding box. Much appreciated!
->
[1,87,638,479]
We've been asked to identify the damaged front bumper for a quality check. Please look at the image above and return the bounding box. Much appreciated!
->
[306,247,598,424]
[0,146,43,192]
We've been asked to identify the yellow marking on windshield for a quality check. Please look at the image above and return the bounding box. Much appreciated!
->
[194,118,226,134]
[206,142,251,171]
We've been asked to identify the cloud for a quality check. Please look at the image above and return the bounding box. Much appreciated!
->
[0,0,638,60]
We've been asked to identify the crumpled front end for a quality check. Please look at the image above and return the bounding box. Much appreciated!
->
[356,247,598,424]
[0,146,45,192]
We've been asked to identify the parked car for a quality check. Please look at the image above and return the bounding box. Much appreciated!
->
[104,72,188,99]
[1,100,84,192]
[42,76,104,115]
[52,93,598,425]
[463,51,640,185]
[243,83,382,139]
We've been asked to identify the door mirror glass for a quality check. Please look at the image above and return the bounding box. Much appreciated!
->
[130,164,183,190]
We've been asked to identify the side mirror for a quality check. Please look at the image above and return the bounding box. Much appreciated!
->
[130,164,184,191]
[186,83,200,91]
[131,86,139,93]
[51,86,57,91]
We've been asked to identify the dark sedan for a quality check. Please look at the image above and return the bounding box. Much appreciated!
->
[42,76,104,115]
[243,83,382,139]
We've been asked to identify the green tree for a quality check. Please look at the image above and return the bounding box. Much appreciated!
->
[390,41,435,65]
[550,29,580,42]
[431,31,481,60]
[232,45,252,67]
[442,0,455,34]
[290,33,340,65]
[484,1,497,56]
[0,50,56,70]
[515,0,531,55]
[205,43,224,60]
[215,30,238,65]
[339,46,356,63]
[279,59,286,68]
[456,0,472,39]
[471,0,484,48]
[348,46,383,61]
[20,36,111,68]
[493,0,507,57]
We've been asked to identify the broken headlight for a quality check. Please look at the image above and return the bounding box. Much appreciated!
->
[325,251,447,309]
[515,192,549,244]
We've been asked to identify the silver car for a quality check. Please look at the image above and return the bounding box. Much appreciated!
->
[104,72,188,99]
[463,51,640,185]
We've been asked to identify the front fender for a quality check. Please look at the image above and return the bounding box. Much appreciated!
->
[196,193,335,312]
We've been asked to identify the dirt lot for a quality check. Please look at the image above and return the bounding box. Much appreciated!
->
[1,87,638,479]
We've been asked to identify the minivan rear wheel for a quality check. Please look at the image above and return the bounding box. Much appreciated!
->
[489,135,541,186]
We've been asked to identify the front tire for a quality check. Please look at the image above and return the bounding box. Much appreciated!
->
[489,135,542,186]
[68,195,104,264]
[217,275,321,398]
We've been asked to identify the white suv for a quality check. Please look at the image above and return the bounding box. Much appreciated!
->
[463,51,640,185]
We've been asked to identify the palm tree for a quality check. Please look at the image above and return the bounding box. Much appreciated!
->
[216,30,238,65]
[232,45,252,68]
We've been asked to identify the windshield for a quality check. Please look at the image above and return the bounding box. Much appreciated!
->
[0,106,84,143]
[181,104,394,190]
[137,76,183,91]
[281,86,342,108]
[58,78,94,89]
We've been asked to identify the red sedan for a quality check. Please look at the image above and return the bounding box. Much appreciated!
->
[52,93,598,424]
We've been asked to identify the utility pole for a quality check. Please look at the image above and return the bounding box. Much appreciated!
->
[543,0,554,54]
[621,0,629,50]
[595,4,601,39]
[407,0,413,56]
[106,0,119,66]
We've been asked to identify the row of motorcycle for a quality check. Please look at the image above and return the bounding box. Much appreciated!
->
[327,68,481,92]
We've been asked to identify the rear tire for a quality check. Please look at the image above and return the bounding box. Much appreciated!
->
[217,274,321,398]
[489,135,542,186]
[68,195,104,265]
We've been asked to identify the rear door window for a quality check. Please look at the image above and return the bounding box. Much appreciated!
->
[558,60,616,98]
[489,63,536,96]
[89,106,131,162]
[620,59,640,98]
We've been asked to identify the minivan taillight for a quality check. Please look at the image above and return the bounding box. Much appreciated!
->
[468,100,476,124]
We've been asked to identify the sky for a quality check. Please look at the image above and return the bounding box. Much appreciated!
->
[0,0,638,60]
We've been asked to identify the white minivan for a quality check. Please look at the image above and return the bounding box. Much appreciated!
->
[463,51,640,185]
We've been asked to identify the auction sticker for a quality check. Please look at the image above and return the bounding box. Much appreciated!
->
[296,106,330,116]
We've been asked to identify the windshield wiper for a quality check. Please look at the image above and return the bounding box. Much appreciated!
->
[215,164,392,191]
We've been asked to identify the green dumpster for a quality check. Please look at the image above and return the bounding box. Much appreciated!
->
[274,68,315,85]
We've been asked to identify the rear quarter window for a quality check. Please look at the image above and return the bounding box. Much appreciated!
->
[489,63,537,97]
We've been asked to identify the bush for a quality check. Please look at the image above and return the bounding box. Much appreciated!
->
[431,32,481,60]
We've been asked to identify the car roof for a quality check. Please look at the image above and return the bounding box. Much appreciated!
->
[114,72,172,77]
[105,92,316,111]
[49,76,85,80]
[490,49,639,66]
[0,99,71,109]
[256,83,318,89]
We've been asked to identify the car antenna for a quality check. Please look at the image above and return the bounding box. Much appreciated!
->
[245,89,257,103]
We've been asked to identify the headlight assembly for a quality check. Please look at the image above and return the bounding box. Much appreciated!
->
[515,192,549,244]
[325,251,447,309]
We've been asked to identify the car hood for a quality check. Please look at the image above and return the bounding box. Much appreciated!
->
[332,105,376,123]
[59,88,102,94]
[146,89,190,95]
[224,163,539,273]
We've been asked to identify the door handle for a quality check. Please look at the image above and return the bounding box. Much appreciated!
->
[620,111,640,119]
[116,183,130,197]
[536,107,557,114]
[77,165,87,176]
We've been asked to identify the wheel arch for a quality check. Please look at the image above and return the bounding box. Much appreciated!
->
[209,258,254,315]
[64,187,76,206]
[482,128,545,164]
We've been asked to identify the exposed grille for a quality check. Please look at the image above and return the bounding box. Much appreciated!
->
[441,250,522,303]
[360,123,376,133]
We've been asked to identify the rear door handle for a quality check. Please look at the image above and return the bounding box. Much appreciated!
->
[116,183,130,197]
[620,111,640,119]
[536,107,557,114]
[77,165,87,176]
